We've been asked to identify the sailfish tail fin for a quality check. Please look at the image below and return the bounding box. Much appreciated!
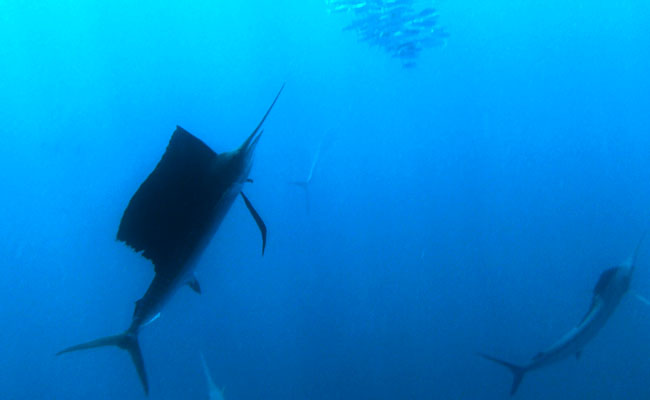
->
[57,331,148,395]
[477,352,527,396]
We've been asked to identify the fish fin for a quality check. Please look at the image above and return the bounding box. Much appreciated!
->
[117,125,221,274]
[57,331,148,395]
[593,268,618,295]
[240,191,267,255]
[246,178,254,183]
[477,352,527,396]
[142,312,161,327]
[187,275,201,294]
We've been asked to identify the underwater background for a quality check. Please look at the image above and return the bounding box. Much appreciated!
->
[2,0,650,398]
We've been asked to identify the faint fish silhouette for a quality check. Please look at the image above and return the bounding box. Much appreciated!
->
[201,353,225,400]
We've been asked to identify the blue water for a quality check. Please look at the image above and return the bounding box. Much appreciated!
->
[2,0,650,399]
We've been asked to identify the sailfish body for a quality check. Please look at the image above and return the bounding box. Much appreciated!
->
[479,233,645,396]
[57,86,284,395]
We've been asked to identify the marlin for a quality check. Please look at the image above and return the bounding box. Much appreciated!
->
[479,233,646,396]
[56,85,284,395]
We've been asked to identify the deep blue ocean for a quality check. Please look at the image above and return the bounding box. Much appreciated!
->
[2,0,650,399]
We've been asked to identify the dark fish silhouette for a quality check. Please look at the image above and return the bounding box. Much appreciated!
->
[57,85,284,395]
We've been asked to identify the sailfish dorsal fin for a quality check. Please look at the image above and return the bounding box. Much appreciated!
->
[117,127,228,274]
[593,267,618,295]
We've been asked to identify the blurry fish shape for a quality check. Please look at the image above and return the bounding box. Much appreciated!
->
[327,0,368,13]
[56,85,284,395]
[290,139,322,214]
[201,353,225,400]
[478,232,646,396]
[411,15,440,28]
[416,7,437,17]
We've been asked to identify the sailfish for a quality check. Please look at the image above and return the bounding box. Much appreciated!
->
[200,353,225,400]
[289,139,322,213]
[57,85,284,395]
[478,231,646,396]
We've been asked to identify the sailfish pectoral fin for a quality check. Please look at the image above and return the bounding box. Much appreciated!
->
[240,191,267,255]
[187,274,201,294]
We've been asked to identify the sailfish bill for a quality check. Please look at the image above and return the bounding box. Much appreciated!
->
[56,85,284,395]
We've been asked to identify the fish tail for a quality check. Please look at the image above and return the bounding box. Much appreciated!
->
[478,352,527,396]
[57,330,148,395]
